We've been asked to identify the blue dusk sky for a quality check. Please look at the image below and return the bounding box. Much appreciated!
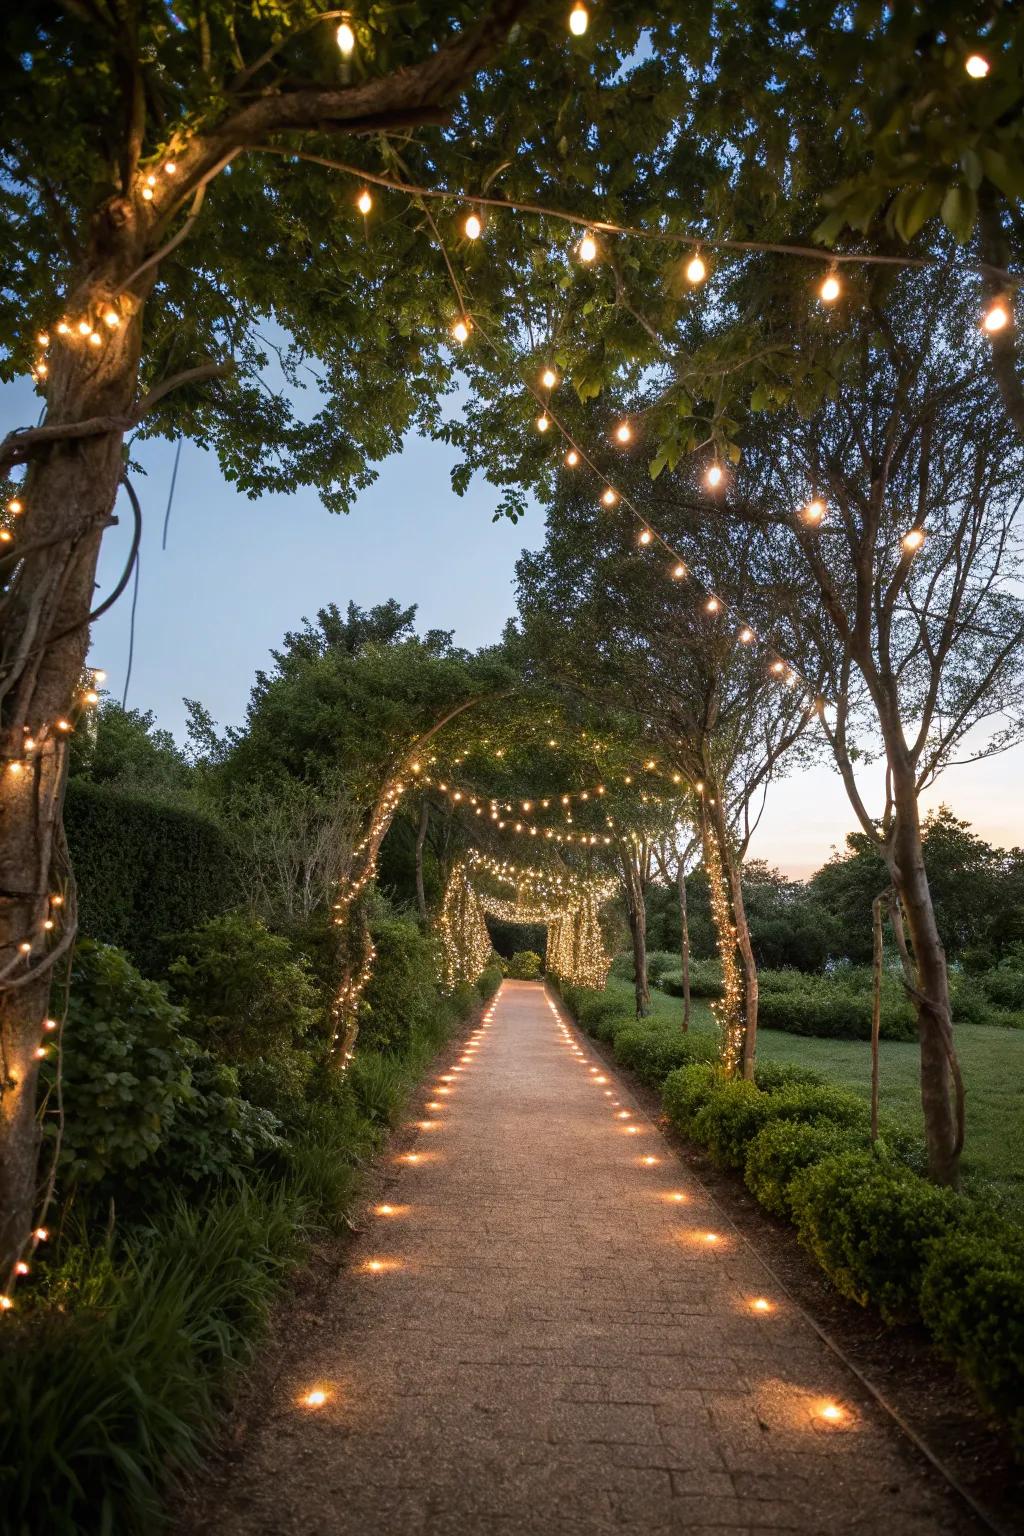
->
[4,371,1023,880]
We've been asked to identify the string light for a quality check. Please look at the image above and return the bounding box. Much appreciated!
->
[601,487,618,507]
[672,562,686,579]
[578,232,598,263]
[802,498,826,524]
[464,212,482,240]
[336,19,355,54]
[983,298,1011,333]
[739,627,754,643]
[614,421,632,444]
[451,317,471,343]
[541,366,558,389]
[638,528,652,545]
[537,413,551,432]
[819,271,841,304]
[902,527,925,553]
[357,188,373,214]
[685,252,707,285]
[565,449,580,467]
[705,464,723,489]
[568,3,589,37]
[965,53,989,78]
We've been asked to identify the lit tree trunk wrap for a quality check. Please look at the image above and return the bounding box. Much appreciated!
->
[415,797,429,921]
[705,791,757,1079]
[677,857,690,1033]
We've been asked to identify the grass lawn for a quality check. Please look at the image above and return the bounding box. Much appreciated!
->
[604,977,1024,1217]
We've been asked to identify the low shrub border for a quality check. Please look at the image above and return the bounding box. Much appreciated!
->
[554,980,1024,1460]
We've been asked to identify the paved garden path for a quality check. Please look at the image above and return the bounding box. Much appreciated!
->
[200,980,977,1536]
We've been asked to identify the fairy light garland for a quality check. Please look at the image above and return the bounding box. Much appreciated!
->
[700,799,744,1074]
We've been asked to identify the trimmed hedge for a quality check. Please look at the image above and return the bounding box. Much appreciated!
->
[66,780,235,976]
[611,1022,716,1086]
[744,1120,866,1217]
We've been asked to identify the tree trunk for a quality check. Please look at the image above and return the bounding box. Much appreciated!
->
[628,900,650,1017]
[677,857,690,1032]
[414,797,429,921]
[708,795,758,1079]
[887,761,963,1186]
[1,244,145,1273]
[870,890,889,1144]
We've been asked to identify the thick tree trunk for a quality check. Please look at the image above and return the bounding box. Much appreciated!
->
[887,762,963,1186]
[677,858,690,1032]
[414,798,429,921]
[0,213,146,1273]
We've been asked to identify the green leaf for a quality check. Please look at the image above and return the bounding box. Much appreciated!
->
[940,182,977,244]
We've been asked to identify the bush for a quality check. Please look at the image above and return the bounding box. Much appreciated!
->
[41,941,281,1200]
[65,779,235,976]
[789,1153,968,1323]
[506,949,543,980]
[752,1059,825,1092]
[477,963,503,1000]
[744,1120,867,1216]
[756,969,916,1041]
[692,1079,871,1173]
[661,957,722,997]
[920,1230,1024,1455]
[611,1022,716,1086]
[360,914,443,1054]
[979,963,1024,1013]
[662,1063,723,1137]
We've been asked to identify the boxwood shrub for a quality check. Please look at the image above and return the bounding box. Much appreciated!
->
[744,1120,868,1216]
[611,1023,716,1086]
[789,1153,968,1324]
[661,1063,723,1136]
[920,1230,1024,1456]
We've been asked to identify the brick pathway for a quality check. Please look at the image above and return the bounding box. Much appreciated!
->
[200,980,978,1535]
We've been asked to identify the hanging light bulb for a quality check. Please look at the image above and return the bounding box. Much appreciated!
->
[803,498,826,524]
[541,366,558,389]
[565,449,580,467]
[705,597,720,613]
[902,527,926,553]
[578,232,598,263]
[568,2,588,36]
[614,421,632,444]
[965,53,990,78]
[464,211,482,240]
[451,316,471,344]
[638,528,652,545]
[820,271,841,304]
[705,463,723,489]
[982,298,1011,333]
[601,487,618,507]
[739,626,754,643]
[536,413,551,432]
[685,252,707,285]
[356,188,373,214]
[672,562,686,579]
[336,19,355,55]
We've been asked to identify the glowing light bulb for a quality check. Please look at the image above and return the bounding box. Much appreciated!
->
[451,317,471,344]
[0,1297,12,1312]
[164,161,177,175]
[541,366,558,389]
[44,1018,57,1031]
[568,2,588,36]
[34,361,48,377]
[803,498,826,523]
[821,1403,842,1422]
[601,487,618,507]
[104,310,120,328]
[965,53,989,78]
[57,321,70,336]
[739,626,754,643]
[705,597,720,613]
[37,332,49,348]
[565,449,579,467]
[8,499,22,514]
[304,1388,328,1407]
[642,1155,657,1165]
[983,299,1011,333]
[88,331,101,347]
[464,212,482,240]
[902,527,925,553]
[537,413,550,432]
[34,1228,48,1242]
[357,188,373,214]
[752,1298,771,1312]
[820,272,841,304]
[705,464,723,488]
[685,253,707,284]
[638,528,652,545]
[336,20,355,54]
[15,1261,28,1276]
[56,718,71,732]
[77,320,91,336]
[704,1232,718,1244]
[615,421,632,444]
[672,562,686,579]
[578,232,598,263]
[142,186,154,201]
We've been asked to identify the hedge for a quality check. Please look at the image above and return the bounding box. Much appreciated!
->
[65,780,235,976]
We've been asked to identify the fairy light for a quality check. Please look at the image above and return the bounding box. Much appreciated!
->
[703,811,744,1074]
[821,1403,843,1422]
[902,527,925,553]
[578,232,598,263]
[820,271,841,304]
[451,317,471,344]
[336,19,355,54]
[357,188,373,214]
[541,366,558,389]
[537,413,551,432]
[638,528,652,545]
[614,421,632,444]
[983,298,1011,333]
[601,487,618,507]
[77,320,90,336]
[965,53,989,78]
[568,3,589,36]
[705,464,723,489]
[802,498,826,524]
[103,309,120,328]
[739,626,754,643]
[685,252,707,285]
[565,449,580,467]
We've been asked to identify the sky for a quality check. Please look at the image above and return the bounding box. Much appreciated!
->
[5,372,1024,880]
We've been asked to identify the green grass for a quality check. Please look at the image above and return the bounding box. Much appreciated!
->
[607,978,1024,1217]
